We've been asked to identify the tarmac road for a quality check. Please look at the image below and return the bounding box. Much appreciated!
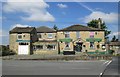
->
[102,57,119,77]
[2,60,111,76]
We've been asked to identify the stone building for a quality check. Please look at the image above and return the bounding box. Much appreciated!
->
[9,25,105,55]
[9,27,37,55]
[57,24,105,55]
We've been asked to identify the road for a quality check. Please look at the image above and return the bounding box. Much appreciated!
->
[1,57,119,77]
[2,60,110,75]
[102,57,119,77]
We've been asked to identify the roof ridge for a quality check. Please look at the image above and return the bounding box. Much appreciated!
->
[59,24,104,31]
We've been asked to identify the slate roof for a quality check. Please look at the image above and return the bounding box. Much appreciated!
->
[109,42,120,46]
[59,24,104,31]
[36,26,56,33]
[9,27,35,33]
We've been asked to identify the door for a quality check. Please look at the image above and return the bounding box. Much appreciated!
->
[18,45,29,55]
[74,42,83,52]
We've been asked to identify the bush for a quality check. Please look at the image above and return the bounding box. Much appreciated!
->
[0,45,16,56]
[2,50,16,56]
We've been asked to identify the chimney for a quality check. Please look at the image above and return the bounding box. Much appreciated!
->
[98,18,102,29]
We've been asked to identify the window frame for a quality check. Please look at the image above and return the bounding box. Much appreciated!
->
[90,42,94,49]
[36,45,43,50]
[46,45,56,50]
[76,31,80,38]
[90,31,94,38]
[65,42,70,48]
[65,32,70,38]
[48,33,53,39]
[17,34,22,39]
[37,33,42,38]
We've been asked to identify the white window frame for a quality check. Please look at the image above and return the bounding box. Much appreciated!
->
[36,45,43,50]
[48,33,53,39]
[46,45,56,50]
[76,31,80,38]
[65,32,70,38]
[17,34,22,39]
[90,42,94,49]
[65,42,70,48]
[37,33,42,38]
[90,32,94,38]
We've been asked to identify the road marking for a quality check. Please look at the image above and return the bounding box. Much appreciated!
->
[99,73,103,77]
[106,61,112,66]
[103,61,109,65]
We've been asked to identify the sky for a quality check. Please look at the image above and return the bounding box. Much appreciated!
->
[0,0,119,45]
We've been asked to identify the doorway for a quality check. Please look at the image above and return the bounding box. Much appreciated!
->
[74,42,83,52]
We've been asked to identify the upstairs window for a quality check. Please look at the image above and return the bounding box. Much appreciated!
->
[48,33,53,38]
[90,32,94,38]
[17,34,22,39]
[37,33,42,38]
[76,31,80,38]
[65,32,70,38]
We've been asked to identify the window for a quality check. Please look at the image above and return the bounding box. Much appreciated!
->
[102,45,106,50]
[65,42,70,48]
[46,45,55,50]
[48,33,53,38]
[18,35,22,39]
[19,43,28,45]
[37,33,42,38]
[36,45,43,50]
[90,42,94,48]
[97,45,100,49]
[90,32,94,38]
[65,32,70,38]
[76,31,80,38]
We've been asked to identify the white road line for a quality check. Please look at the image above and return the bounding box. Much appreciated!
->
[106,61,112,66]
[99,73,103,77]
[103,61,109,65]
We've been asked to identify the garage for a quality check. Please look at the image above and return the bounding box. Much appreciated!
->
[18,43,29,55]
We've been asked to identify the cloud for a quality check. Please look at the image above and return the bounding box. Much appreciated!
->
[109,32,120,36]
[3,0,55,22]
[57,3,68,8]
[83,11,118,24]
[10,24,31,30]
[78,3,118,24]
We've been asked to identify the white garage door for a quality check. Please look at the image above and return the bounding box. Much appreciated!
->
[18,45,29,55]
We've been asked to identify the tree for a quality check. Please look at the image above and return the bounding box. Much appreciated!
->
[111,35,116,42]
[53,25,59,31]
[0,45,16,56]
[111,35,119,42]
[87,18,111,40]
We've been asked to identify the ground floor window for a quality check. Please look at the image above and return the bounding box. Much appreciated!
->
[102,45,106,50]
[46,45,56,50]
[36,45,43,50]
[65,42,70,48]
[90,42,94,49]
[19,42,28,45]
